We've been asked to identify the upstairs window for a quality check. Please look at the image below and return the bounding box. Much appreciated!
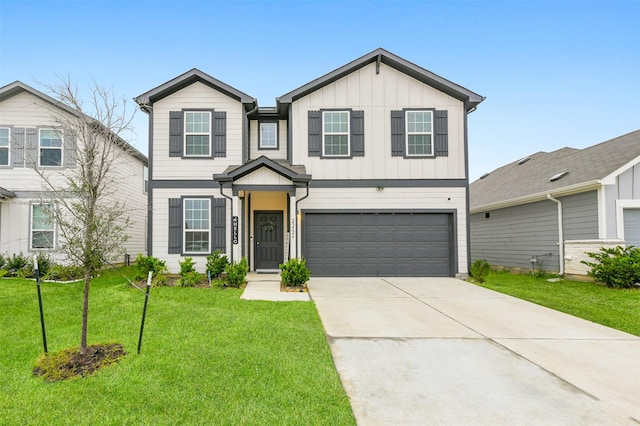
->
[184,111,211,156]
[259,122,277,149]
[39,129,63,166]
[31,204,55,249]
[406,111,433,156]
[323,111,350,157]
[0,128,9,166]
[183,198,210,254]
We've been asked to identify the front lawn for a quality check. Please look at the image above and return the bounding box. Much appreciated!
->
[473,271,640,336]
[0,267,355,425]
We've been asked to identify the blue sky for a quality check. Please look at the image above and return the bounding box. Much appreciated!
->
[1,0,638,181]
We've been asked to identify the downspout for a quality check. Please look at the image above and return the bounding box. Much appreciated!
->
[244,102,259,163]
[547,193,564,275]
[219,184,234,263]
[294,182,310,259]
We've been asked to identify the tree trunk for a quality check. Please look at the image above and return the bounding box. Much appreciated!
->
[80,268,91,356]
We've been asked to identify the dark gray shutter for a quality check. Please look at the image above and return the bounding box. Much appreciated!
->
[434,110,448,157]
[212,198,226,252]
[169,111,183,157]
[25,128,38,167]
[12,127,25,167]
[351,110,365,157]
[64,130,76,167]
[213,111,226,158]
[308,110,322,157]
[168,198,182,254]
[391,110,405,157]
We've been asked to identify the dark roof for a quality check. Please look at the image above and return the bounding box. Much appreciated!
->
[213,156,310,184]
[277,48,485,113]
[0,186,16,199]
[470,129,640,211]
[0,81,148,165]
[134,68,257,112]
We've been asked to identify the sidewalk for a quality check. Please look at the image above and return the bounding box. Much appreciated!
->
[240,272,310,301]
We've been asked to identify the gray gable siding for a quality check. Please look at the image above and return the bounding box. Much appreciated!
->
[470,199,560,272]
[562,191,599,240]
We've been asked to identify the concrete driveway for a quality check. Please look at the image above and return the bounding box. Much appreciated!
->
[307,277,640,425]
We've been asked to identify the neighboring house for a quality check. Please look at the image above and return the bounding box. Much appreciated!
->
[469,130,640,277]
[135,48,484,277]
[0,81,148,264]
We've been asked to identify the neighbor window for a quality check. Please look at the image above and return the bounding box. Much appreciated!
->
[31,204,55,249]
[183,198,210,253]
[184,111,211,156]
[143,166,149,193]
[39,129,63,166]
[406,111,433,156]
[323,111,349,156]
[259,122,277,149]
[0,128,9,166]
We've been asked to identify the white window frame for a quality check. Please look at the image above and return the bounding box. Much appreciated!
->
[322,111,350,157]
[259,122,278,149]
[0,127,9,166]
[39,128,64,167]
[30,203,56,250]
[184,111,211,157]
[405,110,434,157]
[183,198,211,254]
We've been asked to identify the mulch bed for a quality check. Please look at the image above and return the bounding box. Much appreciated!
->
[33,343,126,381]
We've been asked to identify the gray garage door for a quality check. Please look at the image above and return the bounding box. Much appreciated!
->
[624,209,640,247]
[302,212,453,277]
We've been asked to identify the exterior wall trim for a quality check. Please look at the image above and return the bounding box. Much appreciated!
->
[310,179,467,188]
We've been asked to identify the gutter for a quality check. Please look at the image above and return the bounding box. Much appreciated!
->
[219,185,234,263]
[294,183,310,259]
[547,193,564,275]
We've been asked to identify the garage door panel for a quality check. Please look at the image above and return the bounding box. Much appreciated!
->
[303,212,453,277]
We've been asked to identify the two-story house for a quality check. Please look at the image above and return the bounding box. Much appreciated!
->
[0,81,148,264]
[135,48,484,277]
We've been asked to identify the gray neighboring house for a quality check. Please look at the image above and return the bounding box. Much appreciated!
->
[469,129,640,277]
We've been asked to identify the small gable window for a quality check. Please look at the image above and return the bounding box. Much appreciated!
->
[184,111,211,156]
[406,111,433,156]
[323,111,350,157]
[259,122,278,149]
[39,129,63,167]
[0,128,9,166]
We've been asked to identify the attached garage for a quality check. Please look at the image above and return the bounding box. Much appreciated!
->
[302,211,454,277]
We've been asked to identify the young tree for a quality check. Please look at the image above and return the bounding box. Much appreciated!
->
[34,78,137,355]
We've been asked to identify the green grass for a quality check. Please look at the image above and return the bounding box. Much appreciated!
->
[0,267,355,425]
[473,271,640,336]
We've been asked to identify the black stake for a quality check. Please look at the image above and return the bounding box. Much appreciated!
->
[137,271,152,354]
[34,255,48,354]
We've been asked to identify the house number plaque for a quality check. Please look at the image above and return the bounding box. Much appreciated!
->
[232,216,238,244]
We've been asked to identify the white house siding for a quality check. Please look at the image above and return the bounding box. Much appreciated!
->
[297,186,468,274]
[152,187,230,273]
[152,81,244,180]
[248,119,287,161]
[289,62,467,180]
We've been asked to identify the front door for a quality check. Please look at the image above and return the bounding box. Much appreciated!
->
[254,211,283,270]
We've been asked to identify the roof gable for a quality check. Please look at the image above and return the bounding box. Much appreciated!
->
[470,129,640,211]
[213,156,311,184]
[277,48,485,113]
[134,68,257,111]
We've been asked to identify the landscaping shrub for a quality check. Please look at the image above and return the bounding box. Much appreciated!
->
[582,245,640,289]
[280,258,311,287]
[135,254,168,286]
[0,253,5,269]
[4,252,29,277]
[206,250,228,279]
[223,258,248,288]
[43,265,84,281]
[177,257,202,287]
[470,258,492,283]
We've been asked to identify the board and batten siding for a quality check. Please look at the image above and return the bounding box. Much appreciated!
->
[297,186,468,274]
[248,119,287,161]
[604,163,640,239]
[289,61,466,180]
[152,81,244,181]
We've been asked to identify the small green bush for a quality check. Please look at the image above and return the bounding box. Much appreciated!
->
[470,259,492,283]
[0,253,5,269]
[177,257,202,287]
[206,250,229,279]
[5,252,29,276]
[135,254,168,286]
[280,258,311,287]
[0,269,8,278]
[582,245,640,289]
[223,258,248,288]
[44,265,84,281]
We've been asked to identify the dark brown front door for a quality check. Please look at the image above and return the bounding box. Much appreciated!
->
[254,211,283,270]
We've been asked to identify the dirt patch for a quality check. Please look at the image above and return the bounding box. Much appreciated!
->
[280,284,308,293]
[33,343,126,381]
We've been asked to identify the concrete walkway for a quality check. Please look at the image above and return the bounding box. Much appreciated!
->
[307,277,640,425]
[241,272,310,301]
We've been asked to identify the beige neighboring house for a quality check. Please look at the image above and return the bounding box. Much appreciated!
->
[135,48,484,276]
[0,81,148,264]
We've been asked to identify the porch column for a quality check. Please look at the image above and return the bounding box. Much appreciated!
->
[289,194,297,259]
[232,194,241,262]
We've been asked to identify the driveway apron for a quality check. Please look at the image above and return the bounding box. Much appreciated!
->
[307,277,640,425]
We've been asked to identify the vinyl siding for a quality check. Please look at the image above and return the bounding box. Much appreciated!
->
[152,81,244,180]
[603,163,640,239]
[562,191,599,240]
[297,186,468,274]
[290,62,466,180]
